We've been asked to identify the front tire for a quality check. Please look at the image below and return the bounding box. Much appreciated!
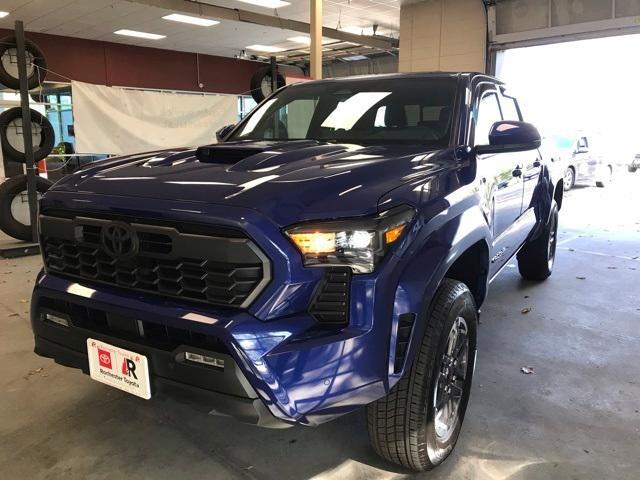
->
[517,202,558,281]
[563,167,575,191]
[367,279,478,471]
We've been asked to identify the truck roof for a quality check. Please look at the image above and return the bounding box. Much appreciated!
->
[301,71,502,85]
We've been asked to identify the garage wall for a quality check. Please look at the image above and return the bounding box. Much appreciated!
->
[323,55,398,78]
[398,0,487,73]
[0,28,299,95]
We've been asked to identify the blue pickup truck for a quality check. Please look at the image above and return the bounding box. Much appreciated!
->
[31,72,562,471]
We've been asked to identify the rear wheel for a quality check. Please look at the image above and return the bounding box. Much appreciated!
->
[367,279,477,471]
[517,202,558,281]
[563,167,575,191]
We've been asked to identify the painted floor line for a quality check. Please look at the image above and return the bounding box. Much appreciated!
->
[558,247,638,261]
[557,235,580,246]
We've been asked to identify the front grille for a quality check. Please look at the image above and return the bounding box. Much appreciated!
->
[309,267,351,327]
[40,215,270,308]
[40,297,228,354]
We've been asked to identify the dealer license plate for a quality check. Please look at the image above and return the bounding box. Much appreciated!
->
[87,339,151,399]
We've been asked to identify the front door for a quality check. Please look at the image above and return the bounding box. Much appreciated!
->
[473,88,524,277]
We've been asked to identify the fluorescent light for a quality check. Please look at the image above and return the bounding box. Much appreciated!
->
[114,29,166,40]
[288,36,332,45]
[162,14,219,27]
[236,0,291,7]
[342,55,369,61]
[246,44,285,53]
[0,11,9,18]
[288,36,311,45]
[340,26,375,36]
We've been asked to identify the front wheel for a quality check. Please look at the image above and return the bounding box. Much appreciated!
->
[563,167,575,191]
[367,279,478,471]
[517,202,559,281]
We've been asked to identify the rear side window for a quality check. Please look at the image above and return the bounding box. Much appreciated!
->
[474,92,502,145]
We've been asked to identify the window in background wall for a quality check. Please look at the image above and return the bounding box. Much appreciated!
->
[45,92,74,148]
[238,96,257,121]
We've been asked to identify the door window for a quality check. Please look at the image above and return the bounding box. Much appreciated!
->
[474,92,502,146]
[499,93,521,121]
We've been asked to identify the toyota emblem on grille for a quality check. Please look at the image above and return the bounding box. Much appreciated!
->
[101,222,138,258]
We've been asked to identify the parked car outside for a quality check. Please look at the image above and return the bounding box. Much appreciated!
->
[628,153,640,173]
[30,73,563,471]
[550,133,614,190]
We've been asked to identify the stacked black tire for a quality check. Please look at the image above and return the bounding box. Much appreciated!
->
[249,66,285,103]
[0,34,54,241]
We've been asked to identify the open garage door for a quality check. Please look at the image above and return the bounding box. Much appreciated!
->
[495,34,640,187]
[488,0,640,50]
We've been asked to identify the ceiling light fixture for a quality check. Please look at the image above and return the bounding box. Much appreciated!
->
[342,55,369,61]
[340,26,375,36]
[288,36,312,45]
[237,0,290,8]
[0,11,9,18]
[114,29,166,40]
[162,14,219,27]
[245,44,285,53]
[288,36,332,45]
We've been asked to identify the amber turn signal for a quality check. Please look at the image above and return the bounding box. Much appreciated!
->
[384,224,406,245]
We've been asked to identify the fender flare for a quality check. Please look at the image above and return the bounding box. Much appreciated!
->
[388,205,491,384]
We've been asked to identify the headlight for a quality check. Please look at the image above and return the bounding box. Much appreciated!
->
[285,205,415,273]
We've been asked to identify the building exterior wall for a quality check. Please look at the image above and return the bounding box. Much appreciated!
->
[399,0,487,73]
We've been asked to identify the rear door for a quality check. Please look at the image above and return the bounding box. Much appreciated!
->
[499,90,541,215]
[473,85,524,276]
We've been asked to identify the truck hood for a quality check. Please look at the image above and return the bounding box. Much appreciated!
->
[51,140,451,225]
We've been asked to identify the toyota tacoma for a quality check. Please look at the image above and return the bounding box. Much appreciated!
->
[31,72,563,471]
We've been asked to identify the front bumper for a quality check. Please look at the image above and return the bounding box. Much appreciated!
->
[34,334,283,427]
[31,268,394,426]
[32,193,417,426]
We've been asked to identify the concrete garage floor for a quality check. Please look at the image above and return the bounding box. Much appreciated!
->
[1,173,639,480]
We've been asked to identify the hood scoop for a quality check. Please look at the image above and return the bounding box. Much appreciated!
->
[196,144,267,164]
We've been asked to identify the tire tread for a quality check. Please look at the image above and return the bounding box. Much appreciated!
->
[367,279,473,471]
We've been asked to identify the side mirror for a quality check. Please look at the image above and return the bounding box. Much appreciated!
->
[575,142,589,154]
[475,121,541,155]
[216,124,235,143]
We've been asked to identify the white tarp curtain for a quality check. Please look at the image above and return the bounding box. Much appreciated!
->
[71,81,237,155]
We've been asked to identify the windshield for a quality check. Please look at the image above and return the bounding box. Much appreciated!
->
[230,77,457,145]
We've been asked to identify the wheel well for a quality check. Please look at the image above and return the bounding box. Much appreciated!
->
[554,180,563,210]
[444,240,489,308]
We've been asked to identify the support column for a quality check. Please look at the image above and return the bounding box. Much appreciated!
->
[310,0,322,79]
[399,0,486,73]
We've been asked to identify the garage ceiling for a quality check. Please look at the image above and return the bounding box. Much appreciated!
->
[0,0,400,60]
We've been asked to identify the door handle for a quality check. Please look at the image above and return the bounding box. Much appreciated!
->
[533,160,541,168]
[512,168,522,177]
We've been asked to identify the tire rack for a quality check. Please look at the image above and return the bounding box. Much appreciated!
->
[15,21,39,243]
